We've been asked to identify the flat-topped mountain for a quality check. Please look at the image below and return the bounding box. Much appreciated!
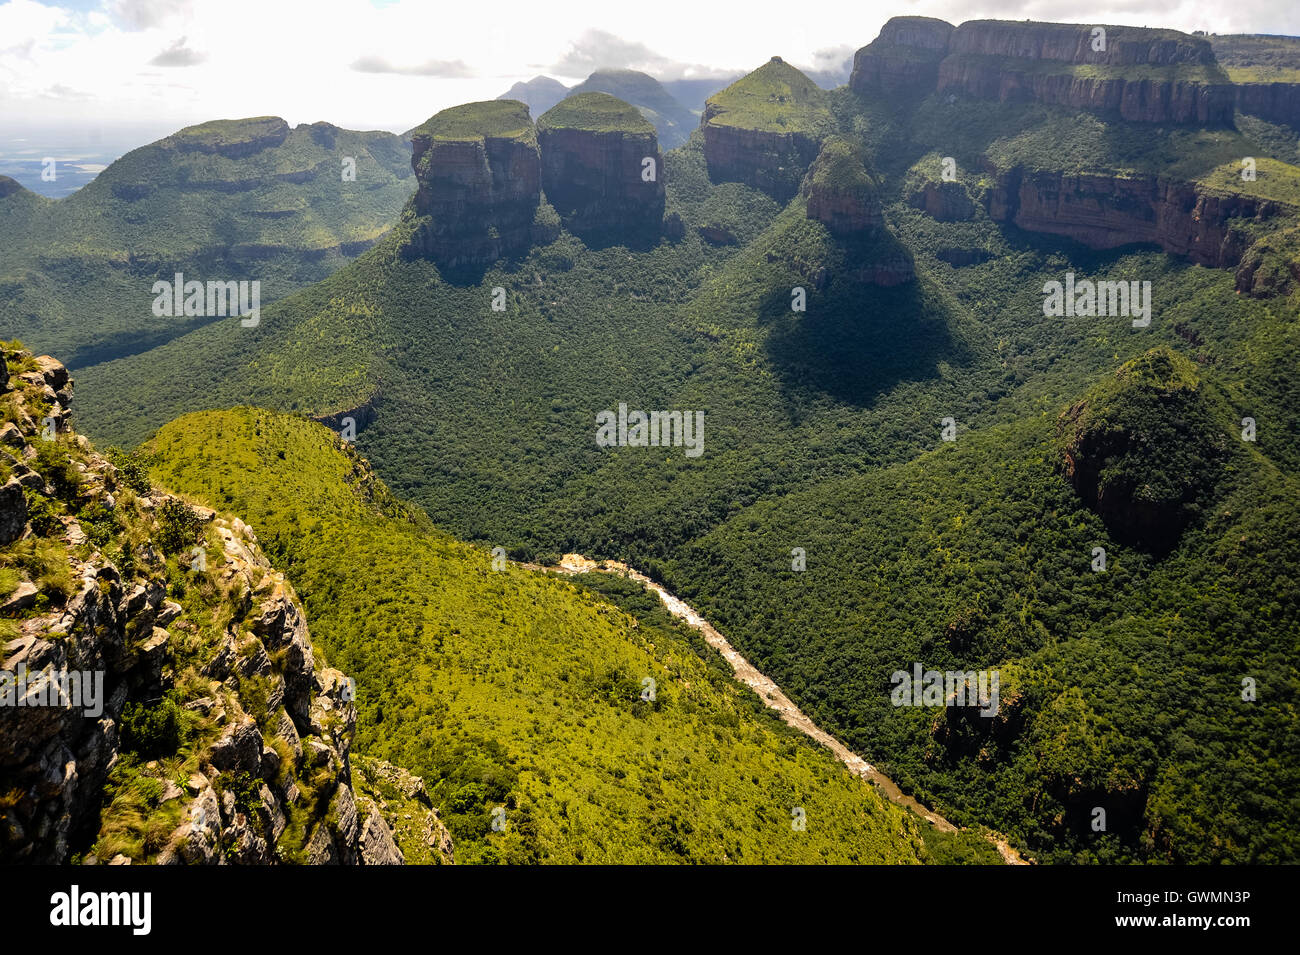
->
[849,16,954,93]
[408,100,542,268]
[537,92,665,238]
[802,136,883,236]
[0,116,414,368]
[852,17,1234,124]
[702,57,834,200]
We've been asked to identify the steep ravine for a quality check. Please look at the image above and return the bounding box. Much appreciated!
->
[535,553,1027,865]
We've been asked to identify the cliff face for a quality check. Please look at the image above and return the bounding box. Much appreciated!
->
[849,16,954,94]
[1234,81,1300,128]
[0,347,437,865]
[167,117,292,159]
[852,18,1234,125]
[409,101,541,268]
[702,58,834,201]
[986,166,1278,268]
[802,137,883,236]
[537,93,665,238]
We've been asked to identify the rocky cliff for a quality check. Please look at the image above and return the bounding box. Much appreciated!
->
[852,18,1234,125]
[408,101,541,268]
[1233,81,1300,129]
[802,137,883,236]
[537,92,665,238]
[849,16,954,95]
[702,57,834,201]
[0,346,444,864]
[986,166,1280,268]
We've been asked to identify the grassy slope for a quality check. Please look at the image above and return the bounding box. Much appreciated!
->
[539,91,656,134]
[140,407,947,864]
[705,59,835,135]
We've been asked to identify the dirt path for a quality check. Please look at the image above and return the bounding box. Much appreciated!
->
[533,553,1027,865]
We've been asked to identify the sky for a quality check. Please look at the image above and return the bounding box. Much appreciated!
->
[2,0,1299,140]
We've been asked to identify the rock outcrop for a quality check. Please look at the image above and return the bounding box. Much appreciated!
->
[802,137,883,235]
[852,18,1234,126]
[908,180,976,222]
[1233,81,1300,129]
[408,100,541,268]
[702,57,834,201]
[985,166,1280,268]
[537,92,665,238]
[0,346,408,865]
[849,16,955,94]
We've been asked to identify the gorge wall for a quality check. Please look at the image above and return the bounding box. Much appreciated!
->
[985,166,1280,268]
[852,18,1235,125]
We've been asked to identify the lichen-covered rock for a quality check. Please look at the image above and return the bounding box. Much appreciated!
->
[537,92,665,238]
[408,100,540,268]
[701,57,834,201]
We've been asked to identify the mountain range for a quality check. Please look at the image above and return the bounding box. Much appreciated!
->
[3,14,1300,866]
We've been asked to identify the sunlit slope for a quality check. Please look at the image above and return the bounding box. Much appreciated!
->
[142,407,933,864]
[0,118,414,367]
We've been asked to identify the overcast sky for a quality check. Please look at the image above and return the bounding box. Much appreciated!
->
[3,0,1299,136]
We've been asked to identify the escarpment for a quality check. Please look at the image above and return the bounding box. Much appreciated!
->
[852,18,1234,125]
[0,346,440,864]
[537,92,665,238]
[409,100,541,268]
[849,16,954,94]
[985,166,1280,268]
[702,57,834,201]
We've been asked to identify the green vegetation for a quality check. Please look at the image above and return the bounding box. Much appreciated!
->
[414,100,536,144]
[142,408,938,864]
[705,58,835,136]
[0,117,414,368]
[9,41,1300,865]
[539,92,656,134]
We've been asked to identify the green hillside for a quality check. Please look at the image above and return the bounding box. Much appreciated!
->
[13,40,1300,866]
[0,117,414,369]
[705,57,835,135]
[140,407,947,864]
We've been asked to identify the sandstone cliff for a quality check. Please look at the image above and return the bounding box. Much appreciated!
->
[408,101,541,268]
[849,16,954,95]
[0,347,446,864]
[537,92,665,238]
[852,18,1234,126]
[702,57,834,201]
[802,137,883,236]
[985,165,1280,268]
